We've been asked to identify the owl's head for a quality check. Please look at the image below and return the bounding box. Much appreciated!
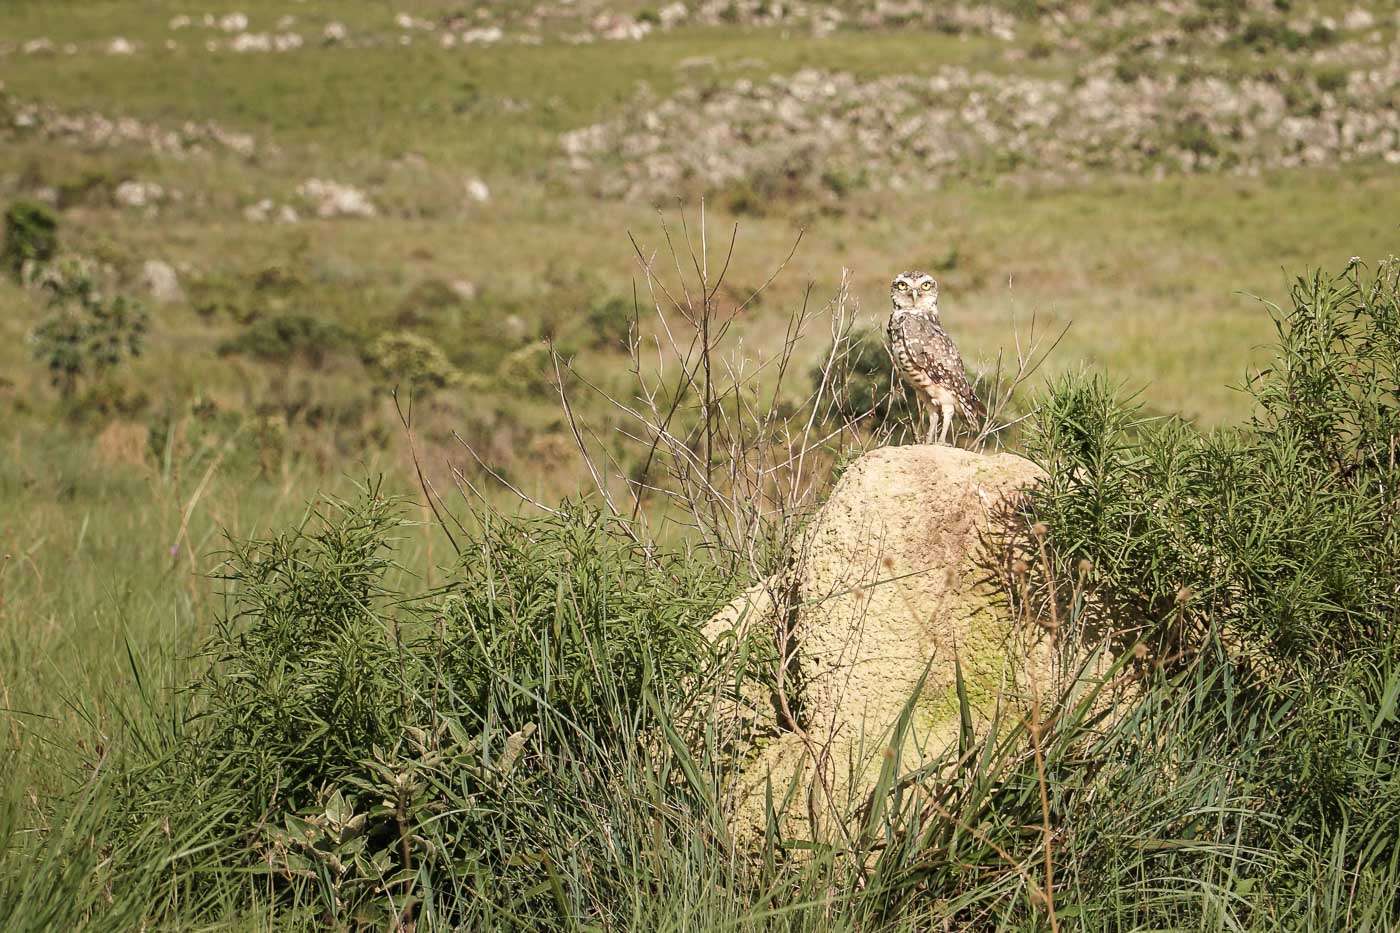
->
[891,270,938,314]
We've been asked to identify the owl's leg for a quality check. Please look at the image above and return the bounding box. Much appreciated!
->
[922,402,938,445]
[938,400,955,445]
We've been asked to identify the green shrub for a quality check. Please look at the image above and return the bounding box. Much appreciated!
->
[1315,66,1349,94]
[1229,15,1333,52]
[56,171,115,210]
[217,313,352,368]
[362,330,462,394]
[815,326,917,428]
[192,262,309,324]
[117,492,720,926]
[1027,261,1400,861]
[495,340,554,396]
[1169,117,1221,159]
[2,199,59,278]
[28,263,148,398]
[582,295,634,350]
[819,167,867,198]
[1113,54,1153,84]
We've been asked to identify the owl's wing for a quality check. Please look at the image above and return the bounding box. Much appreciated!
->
[905,316,986,419]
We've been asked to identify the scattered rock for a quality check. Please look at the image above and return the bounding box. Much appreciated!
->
[449,279,479,301]
[592,13,652,41]
[323,21,348,43]
[563,62,1400,200]
[9,99,260,159]
[658,3,689,29]
[114,180,164,208]
[461,26,503,44]
[1344,7,1375,30]
[296,179,376,218]
[243,198,301,224]
[227,32,304,53]
[230,33,271,53]
[219,13,249,33]
[464,178,491,203]
[106,37,136,55]
[141,259,183,304]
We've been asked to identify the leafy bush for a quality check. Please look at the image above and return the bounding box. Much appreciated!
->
[117,491,720,926]
[28,263,149,398]
[2,199,59,278]
[1027,261,1400,869]
[192,262,309,324]
[582,295,634,351]
[362,331,462,395]
[217,313,353,368]
[1227,15,1334,52]
[494,340,554,396]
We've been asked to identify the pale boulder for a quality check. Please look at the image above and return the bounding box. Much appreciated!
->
[707,444,1112,844]
[141,259,183,304]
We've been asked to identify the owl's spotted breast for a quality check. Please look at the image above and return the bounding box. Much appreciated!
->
[886,310,985,423]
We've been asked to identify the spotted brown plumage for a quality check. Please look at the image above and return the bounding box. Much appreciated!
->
[886,270,985,445]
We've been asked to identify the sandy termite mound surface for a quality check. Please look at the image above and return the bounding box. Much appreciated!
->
[705,444,1115,845]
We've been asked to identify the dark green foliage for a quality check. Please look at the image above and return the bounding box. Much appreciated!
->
[819,167,868,198]
[1170,117,1222,159]
[440,507,708,739]
[1114,54,1153,83]
[29,265,148,397]
[1030,264,1399,683]
[1026,262,1400,884]
[1315,66,1348,94]
[2,199,58,277]
[1228,16,1333,52]
[191,263,307,324]
[582,295,635,351]
[361,331,461,394]
[56,171,116,209]
[816,326,916,427]
[118,492,721,925]
[217,313,353,368]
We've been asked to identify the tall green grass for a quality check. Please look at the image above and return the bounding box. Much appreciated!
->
[3,262,1399,929]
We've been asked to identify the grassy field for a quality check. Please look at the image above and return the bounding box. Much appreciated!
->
[2,0,1398,927]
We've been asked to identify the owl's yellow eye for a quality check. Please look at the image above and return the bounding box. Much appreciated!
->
[921,281,933,291]
[896,282,910,290]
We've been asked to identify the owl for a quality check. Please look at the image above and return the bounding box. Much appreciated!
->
[885,270,985,445]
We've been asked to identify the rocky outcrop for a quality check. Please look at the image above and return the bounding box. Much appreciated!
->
[141,259,182,304]
[707,444,1108,844]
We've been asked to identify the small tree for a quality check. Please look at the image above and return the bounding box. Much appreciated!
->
[217,313,351,369]
[362,331,462,396]
[2,200,59,279]
[29,264,149,398]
